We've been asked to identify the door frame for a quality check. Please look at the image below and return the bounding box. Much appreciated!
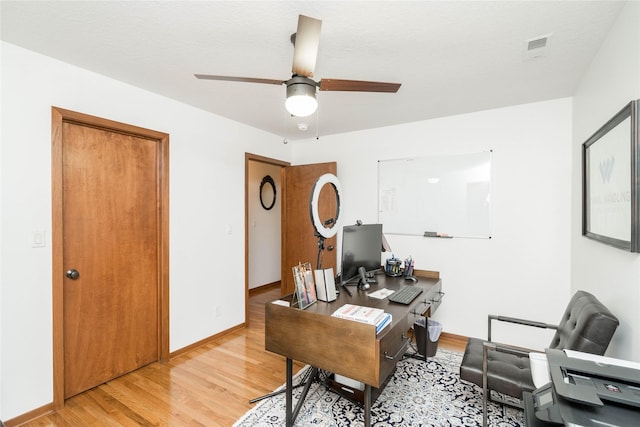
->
[244,153,290,324]
[51,107,170,409]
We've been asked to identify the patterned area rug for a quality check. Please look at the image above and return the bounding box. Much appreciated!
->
[234,348,524,426]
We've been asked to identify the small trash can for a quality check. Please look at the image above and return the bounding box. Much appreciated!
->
[414,318,442,357]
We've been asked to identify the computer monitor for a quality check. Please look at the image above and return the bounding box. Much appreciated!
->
[340,223,383,284]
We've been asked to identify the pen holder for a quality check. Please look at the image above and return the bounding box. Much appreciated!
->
[404,258,414,278]
[385,258,402,277]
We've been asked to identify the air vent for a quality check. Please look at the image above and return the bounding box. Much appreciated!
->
[527,37,548,51]
[524,33,552,60]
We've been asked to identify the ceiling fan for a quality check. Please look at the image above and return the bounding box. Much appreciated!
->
[195,14,401,117]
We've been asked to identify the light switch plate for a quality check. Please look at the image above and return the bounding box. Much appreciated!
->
[32,230,46,247]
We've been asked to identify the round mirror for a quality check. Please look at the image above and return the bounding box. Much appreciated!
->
[259,175,277,210]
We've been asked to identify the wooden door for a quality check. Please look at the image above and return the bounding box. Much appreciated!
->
[281,162,338,295]
[52,108,169,403]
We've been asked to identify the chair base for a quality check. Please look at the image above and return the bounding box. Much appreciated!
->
[488,389,524,410]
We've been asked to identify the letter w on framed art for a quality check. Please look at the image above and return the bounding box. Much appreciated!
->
[582,100,640,252]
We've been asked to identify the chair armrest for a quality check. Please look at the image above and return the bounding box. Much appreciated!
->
[482,340,535,357]
[487,314,559,342]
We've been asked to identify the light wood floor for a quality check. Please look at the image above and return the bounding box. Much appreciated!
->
[14,285,466,427]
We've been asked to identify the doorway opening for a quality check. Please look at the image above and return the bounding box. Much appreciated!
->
[244,153,289,324]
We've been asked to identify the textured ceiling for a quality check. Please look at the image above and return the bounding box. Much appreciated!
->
[0,1,626,140]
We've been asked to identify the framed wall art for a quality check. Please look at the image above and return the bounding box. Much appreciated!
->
[582,100,640,251]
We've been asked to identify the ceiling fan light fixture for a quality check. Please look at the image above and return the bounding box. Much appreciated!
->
[195,15,402,122]
[286,94,317,117]
[285,77,318,117]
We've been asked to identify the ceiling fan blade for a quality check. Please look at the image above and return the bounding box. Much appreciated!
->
[291,15,322,77]
[194,74,284,86]
[319,79,401,93]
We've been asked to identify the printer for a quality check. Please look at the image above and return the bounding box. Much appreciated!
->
[524,348,640,426]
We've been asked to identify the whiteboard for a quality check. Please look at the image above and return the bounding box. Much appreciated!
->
[377,151,492,238]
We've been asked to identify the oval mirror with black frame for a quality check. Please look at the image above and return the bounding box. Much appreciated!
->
[259,175,277,210]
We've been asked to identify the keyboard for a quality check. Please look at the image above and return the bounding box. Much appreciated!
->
[387,286,423,305]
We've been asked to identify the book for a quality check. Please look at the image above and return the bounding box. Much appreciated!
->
[375,313,393,334]
[314,268,337,302]
[332,304,386,325]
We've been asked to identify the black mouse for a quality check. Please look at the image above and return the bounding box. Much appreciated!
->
[405,276,417,283]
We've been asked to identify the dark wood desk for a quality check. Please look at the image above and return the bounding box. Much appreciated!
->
[265,271,444,426]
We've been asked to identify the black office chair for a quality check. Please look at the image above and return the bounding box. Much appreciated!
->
[459,290,619,426]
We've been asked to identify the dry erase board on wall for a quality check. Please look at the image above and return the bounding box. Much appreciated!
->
[377,151,492,238]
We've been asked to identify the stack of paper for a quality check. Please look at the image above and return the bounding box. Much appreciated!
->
[332,304,392,334]
[367,288,395,300]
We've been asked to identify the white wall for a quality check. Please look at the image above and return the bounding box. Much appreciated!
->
[248,161,282,289]
[0,42,290,420]
[292,98,573,351]
[571,0,640,361]
[2,2,638,420]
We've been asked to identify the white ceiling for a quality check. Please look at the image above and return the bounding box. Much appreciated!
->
[0,1,626,140]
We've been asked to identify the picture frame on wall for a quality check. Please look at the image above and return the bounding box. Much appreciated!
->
[582,99,640,252]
